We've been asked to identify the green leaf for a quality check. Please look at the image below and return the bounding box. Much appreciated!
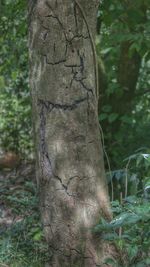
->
[0,76,5,89]
[120,115,132,124]
[108,113,119,123]
[103,258,118,266]
[94,212,142,232]
[101,47,113,55]
[110,213,141,228]
[33,231,42,241]
[127,245,138,261]
[129,42,141,56]
[136,154,143,166]
[99,113,108,121]
[101,232,119,241]
[142,154,150,162]
[124,195,138,204]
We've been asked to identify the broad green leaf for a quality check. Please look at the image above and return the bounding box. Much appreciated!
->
[33,231,42,241]
[103,258,118,266]
[99,113,108,121]
[108,113,119,123]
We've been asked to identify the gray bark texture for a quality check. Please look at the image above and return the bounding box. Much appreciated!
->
[29,0,112,266]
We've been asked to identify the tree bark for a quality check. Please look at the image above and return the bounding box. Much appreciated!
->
[29,1,111,266]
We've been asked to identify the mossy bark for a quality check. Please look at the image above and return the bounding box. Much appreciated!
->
[29,1,111,266]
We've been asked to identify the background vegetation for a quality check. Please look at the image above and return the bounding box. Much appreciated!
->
[0,0,150,266]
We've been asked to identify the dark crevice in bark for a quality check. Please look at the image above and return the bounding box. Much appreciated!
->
[74,0,78,31]
[68,34,89,42]
[39,102,68,192]
[74,0,98,99]
[45,1,66,34]
[80,55,84,74]
[38,96,98,201]
[39,15,89,43]
[39,99,87,197]
[66,175,80,187]
[64,63,82,68]
[43,54,67,65]
[73,1,90,41]
[70,62,94,96]
[39,103,53,183]
[38,97,88,112]
[37,1,96,99]
[48,245,97,266]
[43,31,49,41]
[78,80,94,95]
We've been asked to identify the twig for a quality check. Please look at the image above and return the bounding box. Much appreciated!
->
[125,158,131,198]
[119,192,123,238]
[99,123,114,201]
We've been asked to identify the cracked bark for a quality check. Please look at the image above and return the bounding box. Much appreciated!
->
[29,0,112,266]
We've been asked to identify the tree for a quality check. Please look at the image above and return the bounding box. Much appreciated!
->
[29,1,112,266]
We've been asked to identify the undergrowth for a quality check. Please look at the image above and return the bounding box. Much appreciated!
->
[0,168,49,267]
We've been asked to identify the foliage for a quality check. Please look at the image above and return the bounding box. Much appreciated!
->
[107,150,150,199]
[97,0,150,168]
[95,151,150,266]
[0,0,33,156]
[94,197,150,267]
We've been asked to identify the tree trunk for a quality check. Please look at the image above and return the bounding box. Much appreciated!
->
[29,1,112,266]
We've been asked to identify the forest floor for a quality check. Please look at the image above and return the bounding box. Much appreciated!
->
[0,162,35,227]
[0,162,49,267]
[0,163,149,267]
